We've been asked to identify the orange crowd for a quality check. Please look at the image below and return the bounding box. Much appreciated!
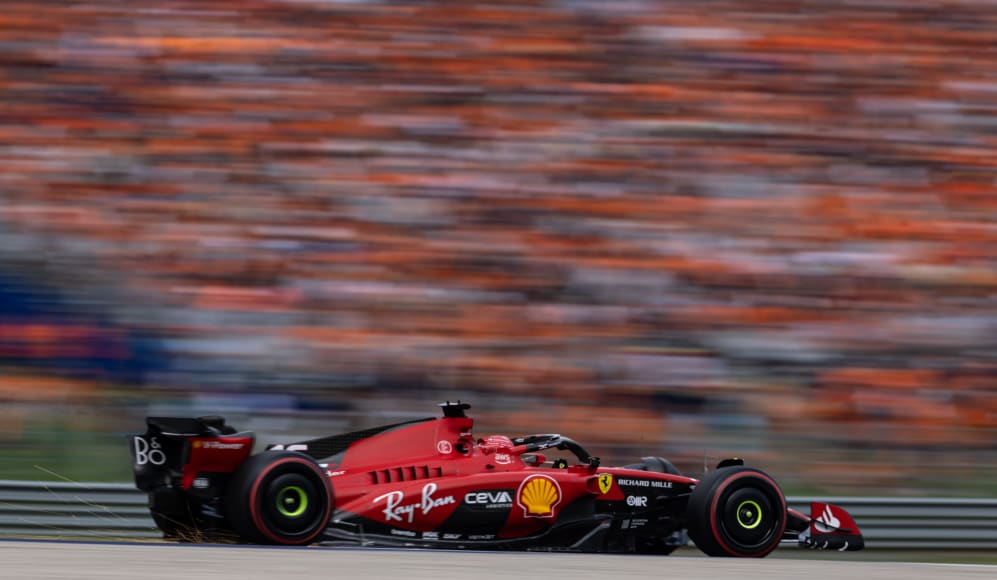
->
[0,0,994,494]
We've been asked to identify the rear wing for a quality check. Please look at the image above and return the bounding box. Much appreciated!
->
[132,416,254,494]
[145,416,237,437]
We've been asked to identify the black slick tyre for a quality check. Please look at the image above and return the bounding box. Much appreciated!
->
[225,451,333,545]
[686,466,786,557]
[149,492,197,540]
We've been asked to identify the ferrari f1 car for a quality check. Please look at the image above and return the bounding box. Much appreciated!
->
[131,401,863,556]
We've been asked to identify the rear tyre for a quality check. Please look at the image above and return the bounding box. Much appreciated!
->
[225,451,332,545]
[686,466,786,557]
[149,492,197,540]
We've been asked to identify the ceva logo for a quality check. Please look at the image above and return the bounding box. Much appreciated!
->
[516,475,561,518]
[464,491,513,505]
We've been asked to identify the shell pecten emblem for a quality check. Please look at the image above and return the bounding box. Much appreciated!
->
[517,474,562,518]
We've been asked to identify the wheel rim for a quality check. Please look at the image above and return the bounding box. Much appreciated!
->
[735,499,762,530]
[276,485,309,518]
[720,486,777,550]
[262,473,323,536]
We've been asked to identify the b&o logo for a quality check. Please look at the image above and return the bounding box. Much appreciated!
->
[134,436,167,466]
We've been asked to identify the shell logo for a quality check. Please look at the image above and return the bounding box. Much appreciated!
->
[516,475,561,518]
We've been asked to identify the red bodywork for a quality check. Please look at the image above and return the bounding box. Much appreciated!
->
[181,436,254,490]
[320,411,696,543]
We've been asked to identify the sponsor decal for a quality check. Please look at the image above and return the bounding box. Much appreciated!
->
[422,531,438,540]
[626,495,648,507]
[464,490,514,508]
[468,534,495,540]
[390,529,417,537]
[443,533,462,540]
[133,436,167,466]
[815,504,840,533]
[598,474,613,495]
[516,474,561,518]
[494,453,512,465]
[622,518,649,530]
[617,478,672,489]
[325,469,345,477]
[373,482,456,523]
[202,441,244,450]
[269,443,309,451]
[193,477,210,489]
[437,440,453,454]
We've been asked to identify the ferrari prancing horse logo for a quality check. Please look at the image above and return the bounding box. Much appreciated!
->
[598,474,613,495]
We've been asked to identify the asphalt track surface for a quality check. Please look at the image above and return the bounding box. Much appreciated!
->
[2,541,996,580]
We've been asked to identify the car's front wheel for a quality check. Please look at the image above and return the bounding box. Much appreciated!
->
[225,451,333,545]
[686,466,786,557]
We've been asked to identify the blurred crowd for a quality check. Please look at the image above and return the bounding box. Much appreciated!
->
[0,0,995,493]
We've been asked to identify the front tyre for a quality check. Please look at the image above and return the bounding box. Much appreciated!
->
[225,451,332,545]
[686,466,786,557]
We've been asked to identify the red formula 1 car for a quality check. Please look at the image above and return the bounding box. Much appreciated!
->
[131,401,863,556]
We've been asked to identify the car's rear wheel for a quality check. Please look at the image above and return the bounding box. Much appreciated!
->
[686,466,786,557]
[225,451,332,545]
[149,491,197,540]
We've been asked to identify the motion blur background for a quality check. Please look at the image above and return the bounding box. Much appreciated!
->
[0,0,994,496]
